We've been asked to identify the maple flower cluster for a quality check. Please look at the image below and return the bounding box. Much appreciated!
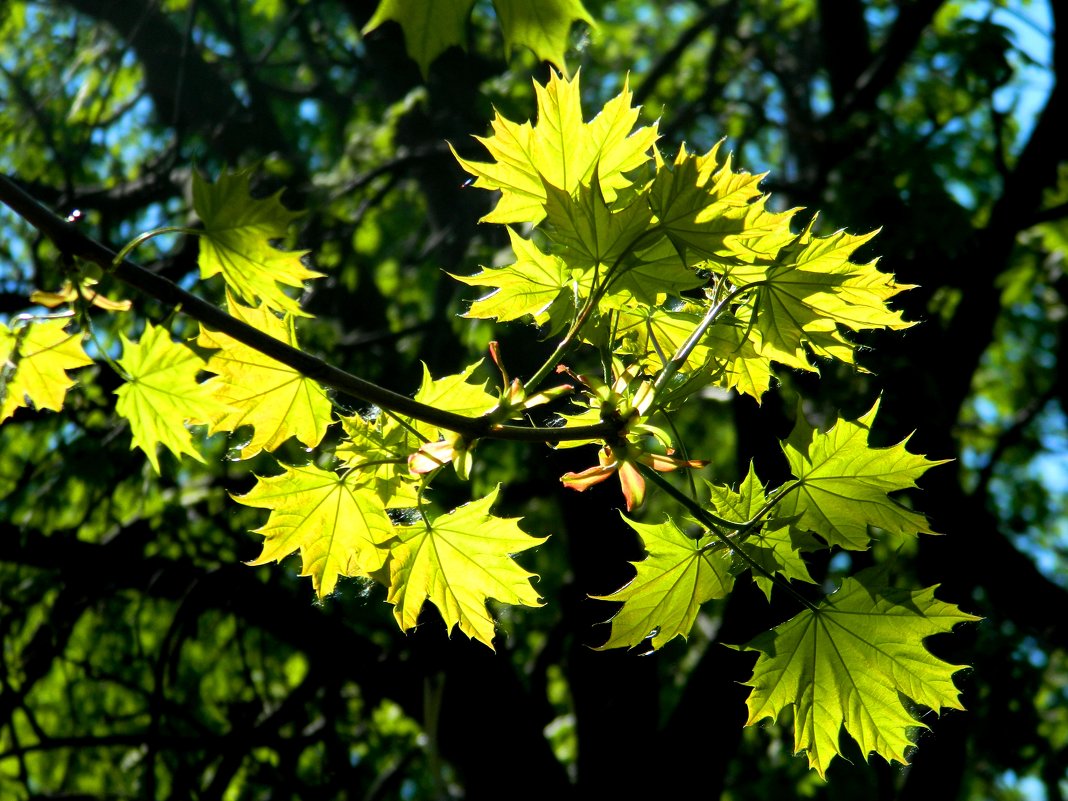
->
[558,364,706,510]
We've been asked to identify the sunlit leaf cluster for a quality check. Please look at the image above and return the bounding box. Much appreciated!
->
[0,68,977,778]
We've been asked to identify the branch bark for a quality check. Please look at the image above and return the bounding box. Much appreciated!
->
[0,173,614,445]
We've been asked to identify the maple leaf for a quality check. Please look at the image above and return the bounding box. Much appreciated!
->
[336,413,420,509]
[543,175,654,270]
[592,516,733,650]
[726,222,913,371]
[706,463,814,601]
[0,319,92,423]
[613,305,711,373]
[196,300,332,459]
[649,143,786,266]
[492,0,594,69]
[703,315,775,402]
[741,570,980,777]
[777,399,948,550]
[362,0,475,77]
[452,71,658,224]
[236,463,395,598]
[114,323,231,473]
[193,170,322,317]
[386,486,546,648]
[452,228,572,324]
[606,235,707,306]
[410,361,496,440]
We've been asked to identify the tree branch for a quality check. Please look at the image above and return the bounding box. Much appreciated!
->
[0,173,613,445]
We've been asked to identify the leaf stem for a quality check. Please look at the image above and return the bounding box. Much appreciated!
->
[650,283,750,403]
[522,227,662,393]
[111,226,200,270]
[636,463,818,611]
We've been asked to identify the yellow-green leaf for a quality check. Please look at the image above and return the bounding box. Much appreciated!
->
[386,486,546,648]
[114,323,231,473]
[727,223,913,371]
[411,361,496,440]
[236,463,395,598]
[492,0,594,69]
[336,412,421,508]
[193,170,322,317]
[704,315,775,402]
[452,71,657,224]
[364,0,593,76]
[197,301,332,459]
[742,570,980,777]
[452,227,571,324]
[706,463,814,600]
[649,144,782,266]
[612,306,773,402]
[543,175,653,270]
[0,319,92,422]
[592,516,733,651]
[777,400,949,550]
[362,0,475,77]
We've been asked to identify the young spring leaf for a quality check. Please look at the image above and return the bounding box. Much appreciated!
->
[649,143,784,266]
[452,71,658,224]
[411,361,496,440]
[706,462,814,600]
[777,399,948,550]
[386,486,546,648]
[726,224,913,371]
[363,0,475,77]
[741,570,980,777]
[542,175,653,270]
[193,170,322,317]
[0,319,92,423]
[236,463,394,598]
[114,323,231,473]
[452,228,573,325]
[703,315,775,402]
[337,413,420,509]
[197,300,332,459]
[592,516,733,650]
[492,0,595,68]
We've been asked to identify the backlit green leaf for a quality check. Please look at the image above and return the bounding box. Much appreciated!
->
[197,300,332,459]
[543,175,653,270]
[236,463,395,598]
[452,71,657,224]
[777,400,948,550]
[493,0,594,69]
[706,463,814,600]
[336,412,421,509]
[114,323,230,473]
[362,0,475,77]
[386,486,546,648]
[726,222,913,371]
[411,361,496,440]
[649,144,783,266]
[742,571,979,777]
[592,516,733,650]
[193,170,322,317]
[0,318,92,422]
[453,228,571,324]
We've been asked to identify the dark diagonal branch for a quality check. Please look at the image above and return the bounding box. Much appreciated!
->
[0,173,613,445]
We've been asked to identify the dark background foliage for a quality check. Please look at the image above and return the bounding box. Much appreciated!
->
[1,1,1066,799]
